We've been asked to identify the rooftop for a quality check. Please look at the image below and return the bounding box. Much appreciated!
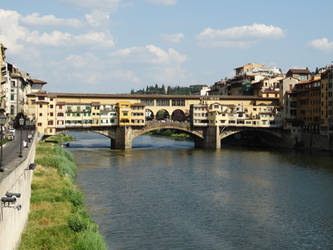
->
[31,79,47,85]
[27,92,279,101]
[287,68,311,74]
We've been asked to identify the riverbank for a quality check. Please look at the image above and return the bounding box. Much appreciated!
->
[19,135,107,250]
[148,129,192,140]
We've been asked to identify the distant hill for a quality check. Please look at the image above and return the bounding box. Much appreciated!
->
[130,84,205,95]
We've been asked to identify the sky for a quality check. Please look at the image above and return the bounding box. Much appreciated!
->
[0,0,333,93]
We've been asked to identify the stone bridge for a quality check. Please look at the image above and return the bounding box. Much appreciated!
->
[60,121,286,149]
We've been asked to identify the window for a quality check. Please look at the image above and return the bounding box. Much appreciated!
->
[50,112,54,116]
[141,99,154,106]
[156,99,170,106]
[172,99,185,106]
[31,100,36,104]
[39,113,43,116]
[10,105,14,115]
[50,105,54,108]
[38,123,42,127]
[48,121,53,125]
[10,94,14,101]
[39,104,42,108]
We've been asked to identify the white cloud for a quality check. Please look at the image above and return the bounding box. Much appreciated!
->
[110,45,187,65]
[309,37,333,52]
[22,29,114,48]
[85,10,110,28]
[109,45,188,84]
[145,0,177,5]
[20,12,83,28]
[161,33,184,43]
[197,23,284,48]
[0,9,28,53]
[0,9,114,53]
[60,0,120,11]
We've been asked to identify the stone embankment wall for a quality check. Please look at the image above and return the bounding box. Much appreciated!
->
[0,135,37,250]
[300,133,333,151]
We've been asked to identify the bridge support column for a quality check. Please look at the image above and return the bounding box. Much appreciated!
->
[200,126,221,149]
[110,126,133,149]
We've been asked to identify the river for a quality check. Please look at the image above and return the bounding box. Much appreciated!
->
[67,131,333,250]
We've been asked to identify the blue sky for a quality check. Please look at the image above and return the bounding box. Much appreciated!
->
[1,0,333,93]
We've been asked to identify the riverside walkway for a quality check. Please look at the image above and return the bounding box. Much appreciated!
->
[0,130,35,181]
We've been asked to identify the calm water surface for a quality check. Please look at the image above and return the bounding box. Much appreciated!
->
[68,132,333,250]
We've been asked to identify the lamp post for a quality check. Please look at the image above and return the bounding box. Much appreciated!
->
[18,116,24,158]
[0,114,7,172]
[26,119,30,146]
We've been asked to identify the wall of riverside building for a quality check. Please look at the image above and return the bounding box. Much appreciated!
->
[0,134,37,250]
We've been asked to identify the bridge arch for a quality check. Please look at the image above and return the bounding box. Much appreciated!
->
[132,123,204,141]
[156,109,170,120]
[219,127,284,145]
[56,128,117,140]
[171,109,186,122]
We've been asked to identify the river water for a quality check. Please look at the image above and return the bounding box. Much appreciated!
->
[68,131,333,250]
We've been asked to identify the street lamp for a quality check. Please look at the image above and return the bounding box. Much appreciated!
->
[0,114,7,172]
[18,116,24,158]
[25,119,30,146]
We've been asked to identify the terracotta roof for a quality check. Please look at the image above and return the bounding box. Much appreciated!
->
[297,79,321,85]
[10,73,22,78]
[31,79,47,85]
[287,68,311,74]
[27,92,279,101]
[131,103,145,107]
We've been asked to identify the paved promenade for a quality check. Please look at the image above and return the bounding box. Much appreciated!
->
[0,130,35,182]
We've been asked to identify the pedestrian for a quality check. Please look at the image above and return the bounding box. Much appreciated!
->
[28,133,32,142]
[23,140,27,148]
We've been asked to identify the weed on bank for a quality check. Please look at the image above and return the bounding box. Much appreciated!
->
[19,138,107,250]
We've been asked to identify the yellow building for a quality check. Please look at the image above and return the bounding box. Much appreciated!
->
[117,101,131,126]
[130,103,145,126]
[234,63,264,76]
[27,92,282,136]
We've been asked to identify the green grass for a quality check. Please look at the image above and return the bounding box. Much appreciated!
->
[44,134,74,144]
[19,135,107,250]
[149,129,192,140]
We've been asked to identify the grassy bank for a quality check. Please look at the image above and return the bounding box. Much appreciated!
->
[148,129,192,140]
[19,136,107,250]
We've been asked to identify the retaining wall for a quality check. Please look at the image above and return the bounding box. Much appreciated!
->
[0,135,37,250]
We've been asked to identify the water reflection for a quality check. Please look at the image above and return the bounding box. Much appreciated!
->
[68,132,333,250]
